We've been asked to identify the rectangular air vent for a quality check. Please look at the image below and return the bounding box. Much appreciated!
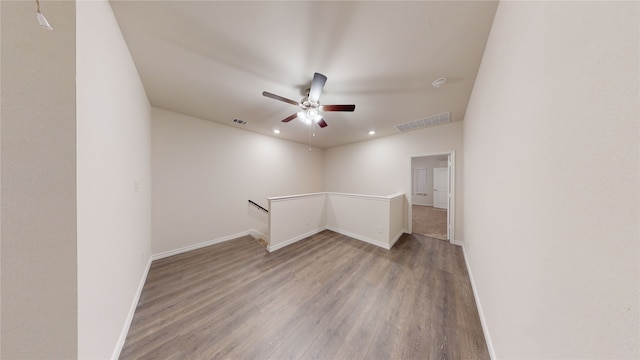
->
[394,112,450,132]
[232,118,248,125]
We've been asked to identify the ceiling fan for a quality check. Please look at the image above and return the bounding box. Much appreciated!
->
[262,72,355,128]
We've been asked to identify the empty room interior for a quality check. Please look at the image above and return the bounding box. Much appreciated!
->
[1,0,638,359]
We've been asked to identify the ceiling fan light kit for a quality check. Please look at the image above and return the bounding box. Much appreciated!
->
[297,111,312,125]
[262,72,355,129]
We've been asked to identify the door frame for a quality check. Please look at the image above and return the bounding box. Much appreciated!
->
[408,151,457,245]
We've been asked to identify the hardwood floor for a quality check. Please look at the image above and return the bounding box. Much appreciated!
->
[120,231,489,359]
[412,205,448,241]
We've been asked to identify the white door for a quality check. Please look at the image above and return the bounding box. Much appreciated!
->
[433,167,448,209]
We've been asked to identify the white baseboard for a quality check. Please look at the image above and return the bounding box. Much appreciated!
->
[326,226,390,250]
[461,244,496,359]
[111,255,152,360]
[248,229,269,241]
[389,230,407,249]
[267,227,326,252]
[452,239,464,246]
[151,231,250,261]
[268,227,399,252]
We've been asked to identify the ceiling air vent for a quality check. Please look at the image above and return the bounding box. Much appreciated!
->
[395,112,450,132]
[232,118,248,125]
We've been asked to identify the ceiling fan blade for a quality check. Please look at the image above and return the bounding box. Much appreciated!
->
[281,113,298,123]
[308,72,327,104]
[321,104,356,112]
[317,118,328,128]
[262,91,299,106]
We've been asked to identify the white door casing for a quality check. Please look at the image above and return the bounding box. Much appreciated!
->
[409,151,456,245]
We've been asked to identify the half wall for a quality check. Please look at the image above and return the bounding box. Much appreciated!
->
[268,192,405,251]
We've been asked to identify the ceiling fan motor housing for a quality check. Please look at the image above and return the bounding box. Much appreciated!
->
[300,97,320,110]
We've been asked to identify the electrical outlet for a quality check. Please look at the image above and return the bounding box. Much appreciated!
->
[377,226,383,233]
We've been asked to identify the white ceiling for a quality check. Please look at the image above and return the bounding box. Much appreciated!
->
[110,1,498,149]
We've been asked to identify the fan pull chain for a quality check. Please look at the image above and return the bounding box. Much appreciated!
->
[308,121,316,152]
[308,123,312,152]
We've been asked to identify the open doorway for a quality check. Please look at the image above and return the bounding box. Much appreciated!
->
[409,152,454,243]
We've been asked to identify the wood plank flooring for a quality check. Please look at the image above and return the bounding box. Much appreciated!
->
[119,231,489,359]
[412,205,448,241]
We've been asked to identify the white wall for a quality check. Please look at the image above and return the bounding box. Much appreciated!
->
[152,107,324,254]
[463,1,639,358]
[1,1,77,358]
[325,193,394,247]
[76,1,151,358]
[388,194,404,243]
[269,193,327,251]
[324,121,464,241]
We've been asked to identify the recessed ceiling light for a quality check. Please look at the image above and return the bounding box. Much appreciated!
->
[273,129,280,134]
[368,130,375,135]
